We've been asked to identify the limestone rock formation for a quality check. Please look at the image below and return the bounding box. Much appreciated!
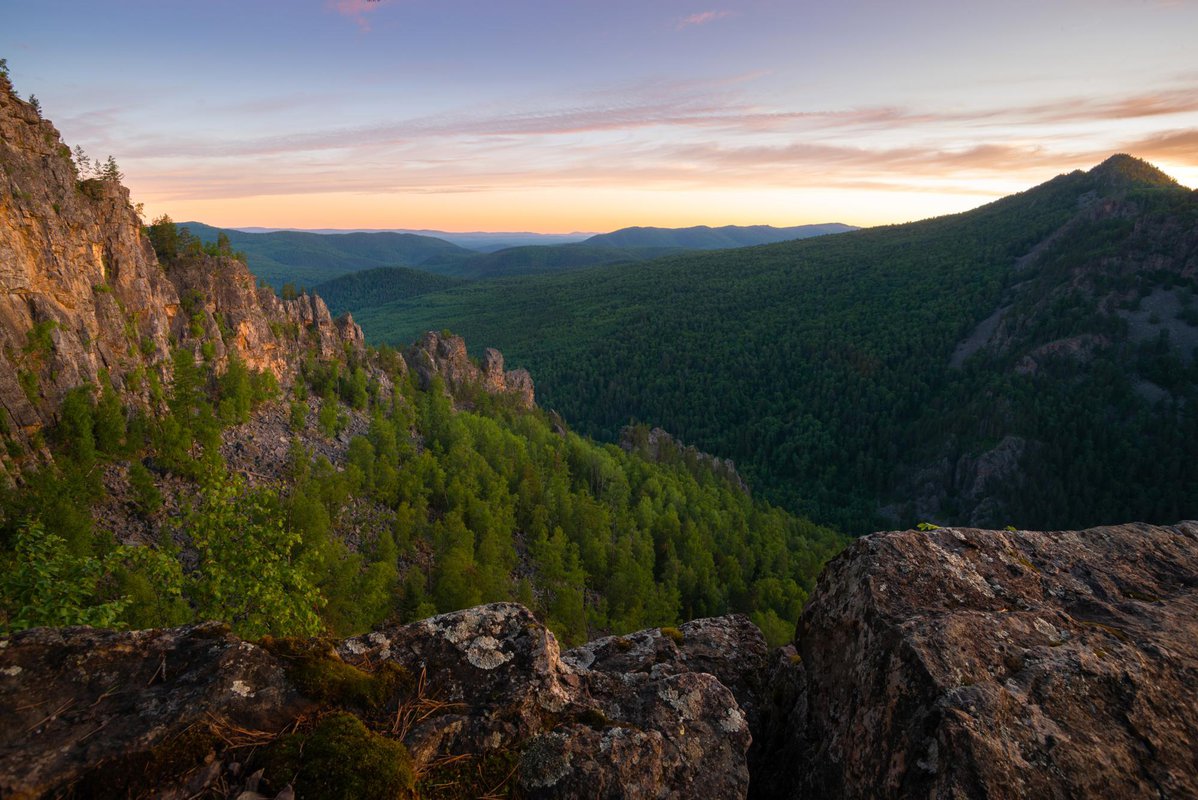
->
[0,605,749,798]
[405,330,535,409]
[753,522,1198,799]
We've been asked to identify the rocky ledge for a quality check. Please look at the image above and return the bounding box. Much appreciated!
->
[3,522,1196,798]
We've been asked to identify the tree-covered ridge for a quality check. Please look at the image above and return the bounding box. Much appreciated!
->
[313,267,467,316]
[583,222,857,250]
[348,156,1198,534]
[177,222,476,290]
[0,332,842,647]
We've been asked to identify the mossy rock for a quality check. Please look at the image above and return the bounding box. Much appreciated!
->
[659,626,684,644]
[260,713,415,799]
[261,636,411,709]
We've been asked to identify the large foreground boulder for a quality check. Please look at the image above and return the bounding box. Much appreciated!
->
[753,522,1198,799]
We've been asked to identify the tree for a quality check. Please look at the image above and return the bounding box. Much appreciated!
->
[71,145,92,178]
[28,94,40,117]
[100,155,123,183]
[148,214,178,262]
[180,463,324,637]
[93,372,126,453]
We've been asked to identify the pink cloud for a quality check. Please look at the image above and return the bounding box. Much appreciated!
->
[677,10,734,29]
[330,0,384,31]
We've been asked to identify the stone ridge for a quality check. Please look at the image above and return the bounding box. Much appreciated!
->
[619,424,749,494]
[0,82,363,449]
[752,522,1198,799]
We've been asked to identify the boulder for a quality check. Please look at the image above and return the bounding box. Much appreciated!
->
[753,522,1198,799]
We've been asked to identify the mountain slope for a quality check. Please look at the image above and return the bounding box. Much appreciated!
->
[585,222,857,249]
[312,266,466,315]
[352,155,1198,533]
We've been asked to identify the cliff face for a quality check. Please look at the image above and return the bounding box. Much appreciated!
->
[0,82,363,445]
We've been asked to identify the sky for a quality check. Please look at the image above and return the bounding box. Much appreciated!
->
[3,0,1197,232]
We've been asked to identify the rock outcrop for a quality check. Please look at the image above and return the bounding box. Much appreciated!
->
[0,605,749,798]
[752,522,1198,799]
[619,425,749,493]
[0,82,363,447]
[405,330,535,409]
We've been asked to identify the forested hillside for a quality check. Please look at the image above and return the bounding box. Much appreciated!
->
[313,266,467,315]
[0,338,841,646]
[350,156,1198,534]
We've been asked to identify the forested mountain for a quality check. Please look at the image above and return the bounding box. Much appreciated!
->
[349,156,1198,534]
[584,223,857,249]
[176,222,475,289]
[442,243,684,279]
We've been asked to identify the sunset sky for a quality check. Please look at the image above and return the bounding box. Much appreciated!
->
[3,0,1197,232]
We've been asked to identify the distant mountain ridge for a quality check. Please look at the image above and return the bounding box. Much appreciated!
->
[176,222,474,289]
[230,227,595,252]
[585,223,857,249]
[180,220,856,290]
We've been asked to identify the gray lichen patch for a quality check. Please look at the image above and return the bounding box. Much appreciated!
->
[520,731,574,789]
[466,635,513,670]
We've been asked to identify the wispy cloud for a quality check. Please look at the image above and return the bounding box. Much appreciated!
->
[677,10,734,29]
[329,0,384,31]
[119,74,1198,211]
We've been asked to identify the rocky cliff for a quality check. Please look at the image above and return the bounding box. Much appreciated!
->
[0,81,363,451]
[405,330,535,409]
[4,523,1194,798]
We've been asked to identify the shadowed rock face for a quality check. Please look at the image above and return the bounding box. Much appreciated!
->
[752,522,1198,799]
[0,622,301,798]
[0,605,750,799]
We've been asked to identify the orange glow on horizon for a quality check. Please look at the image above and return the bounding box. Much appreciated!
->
[133,184,1013,235]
